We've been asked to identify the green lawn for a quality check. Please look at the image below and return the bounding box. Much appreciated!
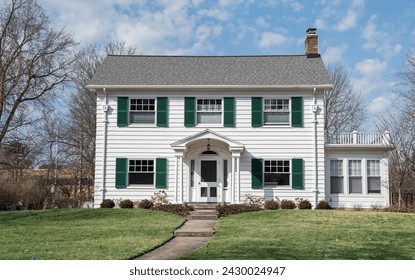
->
[181,210,415,260]
[0,208,185,260]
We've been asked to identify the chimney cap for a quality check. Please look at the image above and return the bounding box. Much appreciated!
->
[306,28,317,34]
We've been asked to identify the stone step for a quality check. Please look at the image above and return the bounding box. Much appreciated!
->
[174,220,216,237]
[190,210,217,215]
[190,204,217,210]
[187,214,218,220]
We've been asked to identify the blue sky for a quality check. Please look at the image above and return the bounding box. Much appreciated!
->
[39,0,415,121]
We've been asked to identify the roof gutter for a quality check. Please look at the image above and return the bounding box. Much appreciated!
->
[86,84,333,91]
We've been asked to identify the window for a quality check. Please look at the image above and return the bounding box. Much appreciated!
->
[130,99,155,124]
[128,160,154,185]
[264,99,290,125]
[348,160,362,193]
[197,99,222,124]
[330,160,343,193]
[264,160,290,186]
[367,160,381,193]
[223,160,228,188]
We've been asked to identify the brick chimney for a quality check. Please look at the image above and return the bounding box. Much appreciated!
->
[305,28,319,57]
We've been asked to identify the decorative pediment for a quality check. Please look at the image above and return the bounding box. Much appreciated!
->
[171,129,244,155]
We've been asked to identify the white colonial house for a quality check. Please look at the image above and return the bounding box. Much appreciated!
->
[87,29,392,209]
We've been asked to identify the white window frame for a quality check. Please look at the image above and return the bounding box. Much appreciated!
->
[330,159,344,194]
[264,159,291,187]
[196,98,223,125]
[129,98,156,124]
[128,159,155,186]
[367,159,381,194]
[348,159,362,194]
[263,98,290,125]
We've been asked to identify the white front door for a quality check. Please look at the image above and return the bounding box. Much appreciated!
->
[199,159,220,203]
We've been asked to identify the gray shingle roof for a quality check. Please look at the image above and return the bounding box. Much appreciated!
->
[88,55,332,87]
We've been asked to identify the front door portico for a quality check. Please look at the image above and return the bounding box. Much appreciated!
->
[171,129,244,204]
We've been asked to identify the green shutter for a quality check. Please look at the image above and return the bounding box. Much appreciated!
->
[224,97,235,127]
[291,97,303,127]
[292,158,304,189]
[115,158,127,189]
[155,158,167,189]
[251,97,262,127]
[157,97,168,127]
[184,97,195,127]
[117,97,129,127]
[251,158,263,189]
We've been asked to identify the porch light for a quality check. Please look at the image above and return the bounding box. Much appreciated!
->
[207,138,211,151]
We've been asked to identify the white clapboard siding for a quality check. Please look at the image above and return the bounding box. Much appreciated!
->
[94,90,325,207]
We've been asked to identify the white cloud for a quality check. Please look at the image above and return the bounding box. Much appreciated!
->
[335,0,364,31]
[256,17,269,28]
[355,59,387,77]
[314,19,326,29]
[367,95,394,114]
[258,32,287,49]
[322,44,348,64]
[198,8,231,21]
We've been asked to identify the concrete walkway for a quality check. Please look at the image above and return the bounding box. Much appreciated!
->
[136,204,217,260]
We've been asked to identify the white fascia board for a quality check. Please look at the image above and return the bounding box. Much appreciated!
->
[86,84,334,92]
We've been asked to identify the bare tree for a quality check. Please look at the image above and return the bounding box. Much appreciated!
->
[324,64,366,143]
[0,0,76,147]
[62,42,138,202]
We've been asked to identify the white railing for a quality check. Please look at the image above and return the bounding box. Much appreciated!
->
[330,131,391,145]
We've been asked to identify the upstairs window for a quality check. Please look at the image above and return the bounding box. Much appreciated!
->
[263,99,290,125]
[367,160,381,193]
[264,160,290,186]
[130,99,155,124]
[197,99,222,124]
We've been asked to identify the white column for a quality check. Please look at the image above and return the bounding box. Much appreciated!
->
[231,156,236,204]
[179,156,184,203]
[174,156,178,203]
[236,156,240,203]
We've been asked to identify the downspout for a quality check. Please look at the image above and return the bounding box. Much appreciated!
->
[101,88,109,204]
[312,87,318,208]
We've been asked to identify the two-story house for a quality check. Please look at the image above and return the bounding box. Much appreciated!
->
[87,28,391,208]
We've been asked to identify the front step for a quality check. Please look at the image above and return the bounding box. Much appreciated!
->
[190,204,217,210]
[187,214,218,220]
[174,220,216,237]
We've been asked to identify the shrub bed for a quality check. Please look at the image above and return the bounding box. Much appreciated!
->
[100,199,115,208]
[297,199,312,209]
[315,200,332,210]
[154,204,193,217]
[280,199,296,209]
[264,200,279,210]
[216,203,262,217]
[138,199,154,209]
[118,199,134,209]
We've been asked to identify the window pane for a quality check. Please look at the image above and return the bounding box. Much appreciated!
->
[210,187,217,197]
[368,177,381,193]
[197,112,221,124]
[264,173,290,185]
[330,160,343,176]
[264,112,289,124]
[130,112,155,123]
[129,173,154,185]
[330,177,343,193]
[223,160,228,188]
[367,160,380,176]
[349,177,362,193]
[348,160,361,176]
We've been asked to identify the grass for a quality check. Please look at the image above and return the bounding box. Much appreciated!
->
[181,210,415,260]
[0,208,185,260]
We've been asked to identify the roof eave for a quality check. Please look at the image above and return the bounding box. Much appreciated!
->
[86,84,334,92]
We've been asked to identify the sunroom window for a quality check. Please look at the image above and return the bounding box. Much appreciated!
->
[264,99,290,125]
[197,99,222,124]
[367,160,381,193]
[330,160,343,193]
[130,99,155,124]
[348,160,362,193]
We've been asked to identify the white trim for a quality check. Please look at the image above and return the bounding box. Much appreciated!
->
[87,84,333,91]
